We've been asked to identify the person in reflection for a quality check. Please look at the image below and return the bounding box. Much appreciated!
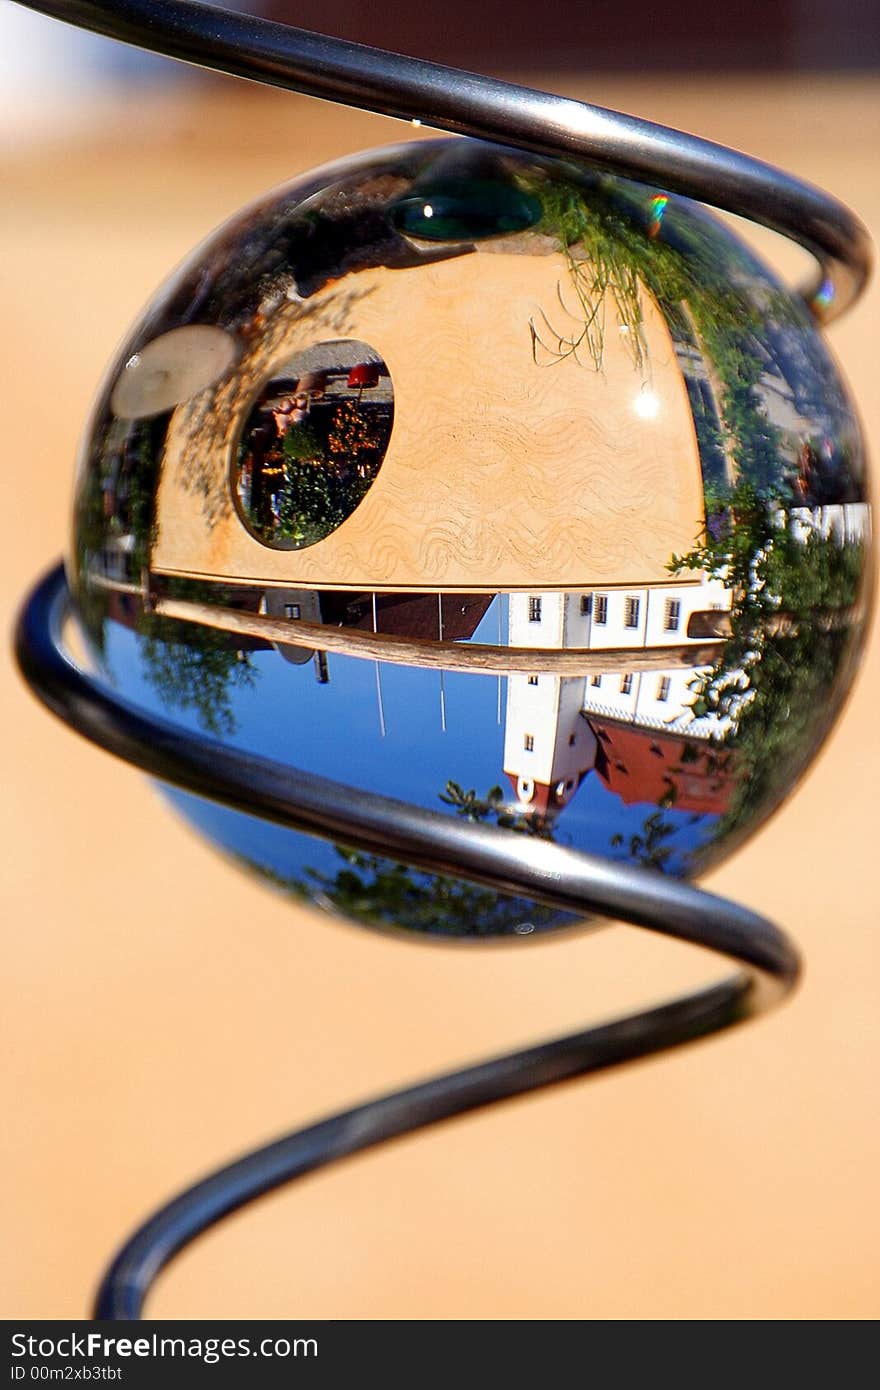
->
[272,390,312,437]
[271,393,297,437]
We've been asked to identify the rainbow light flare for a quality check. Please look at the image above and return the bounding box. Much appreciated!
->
[648,193,669,238]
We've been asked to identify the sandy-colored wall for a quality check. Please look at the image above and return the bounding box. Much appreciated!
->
[3,76,878,1319]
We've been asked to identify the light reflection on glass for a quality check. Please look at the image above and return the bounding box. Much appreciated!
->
[69,140,872,940]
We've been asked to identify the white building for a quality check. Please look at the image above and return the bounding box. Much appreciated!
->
[786,502,871,547]
[502,594,598,813]
[261,587,323,667]
[503,574,733,813]
[579,573,732,736]
[90,531,137,584]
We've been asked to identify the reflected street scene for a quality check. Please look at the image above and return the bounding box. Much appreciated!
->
[69,139,872,940]
[233,340,393,549]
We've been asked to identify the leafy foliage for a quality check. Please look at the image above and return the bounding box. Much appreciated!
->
[72,413,171,653]
[670,483,865,847]
[531,176,791,496]
[236,779,570,937]
[610,809,678,872]
[276,846,569,938]
[275,454,372,548]
[137,611,257,737]
[438,780,553,837]
[242,399,385,548]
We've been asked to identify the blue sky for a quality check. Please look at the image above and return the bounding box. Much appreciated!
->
[100,611,718,901]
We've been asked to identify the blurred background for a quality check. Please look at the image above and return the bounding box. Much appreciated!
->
[2,0,879,1320]
[4,0,880,97]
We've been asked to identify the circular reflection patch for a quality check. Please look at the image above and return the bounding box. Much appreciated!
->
[233,340,394,550]
[110,325,239,419]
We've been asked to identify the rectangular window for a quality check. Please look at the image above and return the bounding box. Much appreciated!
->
[523,733,535,752]
[624,596,640,629]
[580,594,592,616]
[620,673,633,695]
[527,674,539,686]
[285,603,302,620]
[594,595,608,625]
[656,676,671,702]
[528,596,542,622]
[591,674,602,688]
[664,598,681,632]
[569,733,577,746]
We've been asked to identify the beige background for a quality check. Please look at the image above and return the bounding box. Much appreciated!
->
[2,74,878,1320]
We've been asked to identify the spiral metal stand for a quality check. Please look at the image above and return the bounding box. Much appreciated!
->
[13,0,869,1321]
[17,566,800,1318]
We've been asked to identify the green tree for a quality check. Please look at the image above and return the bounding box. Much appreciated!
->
[438,780,554,837]
[137,608,257,737]
[236,778,567,937]
[276,456,366,546]
[670,485,866,850]
[610,809,678,872]
[248,846,569,939]
[73,413,170,653]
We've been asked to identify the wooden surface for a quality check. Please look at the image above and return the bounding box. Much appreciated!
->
[154,595,725,673]
[2,75,879,1320]
[155,254,703,592]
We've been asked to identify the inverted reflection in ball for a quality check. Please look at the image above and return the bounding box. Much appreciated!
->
[70,140,872,941]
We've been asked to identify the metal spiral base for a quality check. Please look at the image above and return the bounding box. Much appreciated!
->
[16,566,800,1319]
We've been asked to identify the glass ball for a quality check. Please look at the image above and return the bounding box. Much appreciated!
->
[70,139,872,942]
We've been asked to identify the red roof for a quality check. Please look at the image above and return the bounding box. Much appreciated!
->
[320,591,492,641]
[588,717,735,815]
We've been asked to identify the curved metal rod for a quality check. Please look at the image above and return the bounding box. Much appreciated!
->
[95,978,768,1319]
[13,0,872,323]
[18,566,797,978]
[17,565,799,1318]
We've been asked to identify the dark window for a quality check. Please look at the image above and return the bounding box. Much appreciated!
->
[528,596,542,622]
[527,674,539,686]
[620,673,633,695]
[656,676,671,702]
[624,596,640,629]
[524,733,534,751]
[580,594,592,616]
[285,603,301,620]
[664,598,681,632]
[594,595,608,625]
